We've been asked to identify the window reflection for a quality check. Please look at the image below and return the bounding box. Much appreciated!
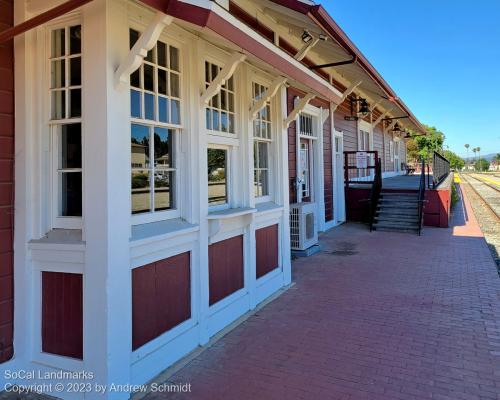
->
[208,148,227,206]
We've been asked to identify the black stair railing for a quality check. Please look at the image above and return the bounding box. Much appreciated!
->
[432,152,450,188]
[417,158,426,235]
[368,158,382,231]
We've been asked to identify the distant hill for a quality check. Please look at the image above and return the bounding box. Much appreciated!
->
[464,153,498,162]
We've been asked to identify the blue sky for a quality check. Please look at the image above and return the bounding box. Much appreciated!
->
[324,0,500,157]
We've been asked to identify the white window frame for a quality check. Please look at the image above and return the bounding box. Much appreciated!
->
[251,79,274,203]
[46,20,84,230]
[131,124,180,225]
[357,120,374,180]
[204,59,236,137]
[128,24,185,225]
[207,144,231,212]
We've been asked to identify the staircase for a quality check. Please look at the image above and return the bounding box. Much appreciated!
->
[373,191,421,234]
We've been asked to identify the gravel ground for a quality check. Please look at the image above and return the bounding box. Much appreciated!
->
[459,176,500,272]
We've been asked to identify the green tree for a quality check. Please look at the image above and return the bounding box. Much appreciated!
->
[414,125,445,161]
[475,159,489,171]
[444,150,465,171]
[495,153,500,162]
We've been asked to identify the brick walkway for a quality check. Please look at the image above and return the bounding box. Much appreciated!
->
[147,187,500,400]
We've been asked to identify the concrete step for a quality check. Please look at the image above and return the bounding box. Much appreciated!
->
[380,198,419,205]
[375,214,420,223]
[378,203,418,210]
[377,209,419,216]
[374,219,420,228]
[381,192,419,197]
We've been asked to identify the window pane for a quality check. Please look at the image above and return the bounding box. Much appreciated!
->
[69,25,81,55]
[170,73,179,98]
[220,89,227,109]
[153,127,173,168]
[227,76,234,91]
[228,114,234,134]
[212,110,219,131]
[131,170,151,214]
[211,64,219,82]
[51,60,65,88]
[130,90,141,118]
[158,69,167,95]
[143,64,154,91]
[131,124,150,169]
[254,170,268,197]
[60,172,82,216]
[60,124,82,169]
[158,97,169,123]
[69,89,81,118]
[170,46,179,71]
[69,57,81,86]
[145,47,154,63]
[157,41,167,67]
[228,93,234,112]
[144,93,155,120]
[51,28,65,58]
[130,69,141,88]
[51,90,66,120]
[221,112,228,132]
[205,61,210,83]
[205,108,211,130]
[258,142,268,168]
[171,100,180,125]
[154,170,174,211]
[207,148,227,205]
[129,29,140,50]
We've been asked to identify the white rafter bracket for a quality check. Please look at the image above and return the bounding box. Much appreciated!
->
[294,37,321,62]
[114,12,173,89]
[372,108,394,128]
[249,77,287,119]
[332,80,362,111]
[201,53,246,105]
[284,93,315,128]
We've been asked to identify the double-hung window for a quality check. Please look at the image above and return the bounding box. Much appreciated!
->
[205,62,235,134]
[252,82,272,199]
[49,24,83,229]
[129,29,181,220]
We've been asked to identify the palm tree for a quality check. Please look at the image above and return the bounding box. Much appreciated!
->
[472,148,477,170]
[464,144,470,170]
[477,147,481,172]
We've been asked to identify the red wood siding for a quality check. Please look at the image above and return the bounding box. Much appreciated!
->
[42,272,83,359]
[256,225,279,279]
[209,236,244,305]
[228,1,274,42]
[132,252,191,350]
[0,0,14,364]
[334,97,357,152]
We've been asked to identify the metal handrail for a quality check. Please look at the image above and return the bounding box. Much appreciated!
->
[432,152,450,188]
[417,158,426,235]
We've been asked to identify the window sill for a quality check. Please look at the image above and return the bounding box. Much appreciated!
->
[255,202,284,216]
[207,207,256,220]
[131,218,199,244]
[30,229,85,247]
[207,207,256,239]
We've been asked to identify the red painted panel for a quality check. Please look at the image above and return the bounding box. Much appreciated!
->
[132,252,191,350]
[209,236,244,306]
[256,225,279,279]
[345,187,371,222]
[424,189,451,228]
[42,272,83,360]
[0,0,14,365]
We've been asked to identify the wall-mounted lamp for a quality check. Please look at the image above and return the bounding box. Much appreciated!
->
[318,33,328,41]
[301,30,313,43]
[392,123,402,135]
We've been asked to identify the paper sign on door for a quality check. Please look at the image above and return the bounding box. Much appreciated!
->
[356,151,368,169]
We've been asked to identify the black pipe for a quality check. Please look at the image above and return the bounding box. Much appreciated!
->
[309,55,357,70]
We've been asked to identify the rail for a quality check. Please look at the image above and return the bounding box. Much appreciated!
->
[432,152,450,188]
[417,158,426,235]
[368,157,382,231]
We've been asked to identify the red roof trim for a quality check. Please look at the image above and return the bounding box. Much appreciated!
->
[140,0,342,104]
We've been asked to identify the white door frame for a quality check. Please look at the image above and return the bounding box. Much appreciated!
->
[333,129,345,225]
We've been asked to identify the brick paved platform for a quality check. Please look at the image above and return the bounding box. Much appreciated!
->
[146,187,500,400]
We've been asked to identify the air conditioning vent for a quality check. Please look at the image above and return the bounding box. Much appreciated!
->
[289,202,318,251]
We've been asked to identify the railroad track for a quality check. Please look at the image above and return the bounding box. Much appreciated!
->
[459,174,500,220]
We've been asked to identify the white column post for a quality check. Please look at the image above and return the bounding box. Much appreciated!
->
[279,86,292,286]
[82,0,131,397]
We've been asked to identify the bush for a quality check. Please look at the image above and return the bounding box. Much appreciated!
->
[451,183,459,208]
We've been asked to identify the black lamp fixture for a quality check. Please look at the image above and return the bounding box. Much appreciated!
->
[343,97,371,121]
[358,99,370,117]
[301,30,313,43]
[392,122,402,135]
